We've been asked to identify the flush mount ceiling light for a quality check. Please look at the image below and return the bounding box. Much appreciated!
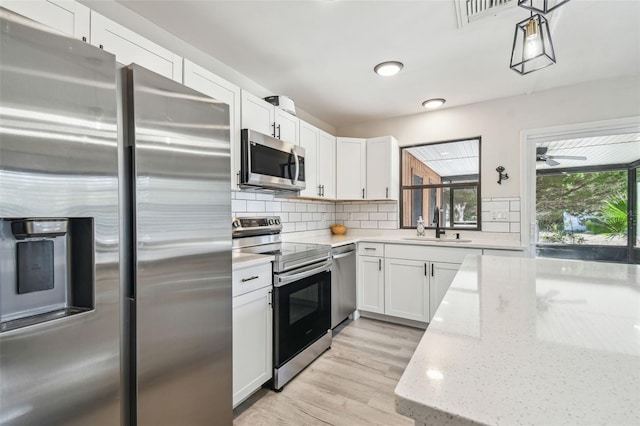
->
[421,98,446,109]
[517,0,570,15]
[373,61,404,76]
[509,13,556,75]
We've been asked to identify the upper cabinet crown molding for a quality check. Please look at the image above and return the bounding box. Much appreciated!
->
[241,90,299,146]
[183,59,241,190]
[1,0,90,41]
[90,11,183,82]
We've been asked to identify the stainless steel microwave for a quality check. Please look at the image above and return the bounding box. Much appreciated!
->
[240,129,306,192]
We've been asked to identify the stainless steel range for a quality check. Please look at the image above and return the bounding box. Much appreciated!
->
[232,216,332,390]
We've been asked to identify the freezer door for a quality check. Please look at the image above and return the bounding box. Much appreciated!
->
[125,65,232,425]
[0,9,120,426]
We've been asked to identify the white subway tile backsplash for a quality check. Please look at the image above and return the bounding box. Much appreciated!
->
[335,212,349,221]
[509,211,520,222]
[265,201,281,212]
[313,212,323,221]
[344,220,361,228]
[334,204,344,213]
[387,212,398,221]
[295,203,307,212]
[255,193,274,201]
[301,212,314,221]
[288,212,302,222]
[482,222,510,233]
[510,222,521,233]
[295,222,308,232]
[369,212,387,221]
[510,200,520,212]
[378,221,398,229]
[232,200,246,212]
[344,204,360,212]
[246,200,265,212]
[235,192,256,200]
[482,201,510,212]
[378,203,397,212]
[282,222,295,233]
[360,204,378,212]
[281,202,297,212]
[360,221,378,229]
[351,212,369,220]
[306,203,317,212]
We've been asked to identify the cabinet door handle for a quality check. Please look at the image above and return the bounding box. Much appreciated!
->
[378,258,382,271]
[362,188,365,199]
[82,36,87,42]
[424,263,427,276]
[272,122,276,137]
[431,264,434,277]
[277,124,281,139]
[99,44,104,49]
[241,275,259,282]
[318,185,322,196]
[386,187,389,198]
[268,290,272,307]
[321,185,324,197]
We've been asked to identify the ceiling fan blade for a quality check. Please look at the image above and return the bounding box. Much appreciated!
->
[547,155,587,161]
[546,158,560,166]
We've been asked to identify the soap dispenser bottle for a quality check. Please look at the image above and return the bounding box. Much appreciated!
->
[416,215,425,237]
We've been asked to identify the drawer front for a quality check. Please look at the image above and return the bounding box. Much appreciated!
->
[232,263,272,297]
[385,244,481,263]
[358,242,385,257]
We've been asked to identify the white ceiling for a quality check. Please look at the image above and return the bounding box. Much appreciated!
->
[405,139,479,177]
[115,0,640,128]
[536,133,640,169]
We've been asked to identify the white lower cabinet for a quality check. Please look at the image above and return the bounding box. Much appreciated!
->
[385,258,429,322]
[357,256,384,314]
[429,262,460,318]
[358,244,483,323]
[232,269,272,408]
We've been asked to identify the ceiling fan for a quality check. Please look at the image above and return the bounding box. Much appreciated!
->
[536,147,587,167]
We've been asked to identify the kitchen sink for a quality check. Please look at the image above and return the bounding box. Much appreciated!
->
[402,237,473,243]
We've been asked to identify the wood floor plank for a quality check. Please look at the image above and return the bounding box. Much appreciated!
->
[233,317,423,426]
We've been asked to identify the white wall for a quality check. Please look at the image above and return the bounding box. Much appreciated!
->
[80,0,336,135]
[336,75,640,199]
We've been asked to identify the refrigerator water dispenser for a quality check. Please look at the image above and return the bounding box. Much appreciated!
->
[0,218,95,332]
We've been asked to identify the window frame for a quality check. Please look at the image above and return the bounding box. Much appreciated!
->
[399,137,482,230]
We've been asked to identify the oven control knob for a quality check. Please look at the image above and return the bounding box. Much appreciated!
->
[268,219,275,225]
[275,218,281,225]
[232,220,240,228]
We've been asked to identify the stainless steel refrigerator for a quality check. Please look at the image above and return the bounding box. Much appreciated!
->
[0,8,232,425]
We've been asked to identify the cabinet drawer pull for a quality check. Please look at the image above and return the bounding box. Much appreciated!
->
[424,263,427,276]
[362,188,365,199]
[364,247,376,251]
[241,275,259,282]
[386,187,389,198]
[431,264,434,277]
[272,122,276,137]
[277,124,281,139]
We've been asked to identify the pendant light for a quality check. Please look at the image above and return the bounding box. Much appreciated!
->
[517,0,570,15]
[509,13,556,75]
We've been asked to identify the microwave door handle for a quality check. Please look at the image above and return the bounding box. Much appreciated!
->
[292,148,300,185]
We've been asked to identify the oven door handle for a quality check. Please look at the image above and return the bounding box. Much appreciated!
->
[275,259,332,287]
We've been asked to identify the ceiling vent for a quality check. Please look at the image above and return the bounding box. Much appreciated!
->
[455,0,517,28]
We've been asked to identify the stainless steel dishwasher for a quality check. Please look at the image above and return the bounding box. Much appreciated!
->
[331,244,356,328]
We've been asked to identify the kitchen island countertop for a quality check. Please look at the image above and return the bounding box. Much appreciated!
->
[395,255,640,426]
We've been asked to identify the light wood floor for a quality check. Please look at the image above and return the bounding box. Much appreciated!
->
[233,317,424,426]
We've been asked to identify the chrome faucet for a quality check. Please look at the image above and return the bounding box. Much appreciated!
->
[433,206,446,239]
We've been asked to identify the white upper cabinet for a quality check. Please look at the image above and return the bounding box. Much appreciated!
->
[241,91,274,136]
[318,130,336,199]
[90,11,182,82]
[241,91,299,145]
[1,0,90,41]
[336,137,367,200]
[183,60,241,189]
[298,121,319,198]
[366,136,399,200]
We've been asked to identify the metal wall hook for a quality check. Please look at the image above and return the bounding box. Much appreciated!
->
[496,166,509,185]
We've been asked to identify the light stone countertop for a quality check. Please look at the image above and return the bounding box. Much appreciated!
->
[395,255,640,426]
[285,229,525,251]
[231,251,274,270]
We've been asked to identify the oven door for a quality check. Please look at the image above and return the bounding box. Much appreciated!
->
[241,129,306,191]
[273,260,331,368]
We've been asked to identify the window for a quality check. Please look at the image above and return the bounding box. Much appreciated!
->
[400,138,481,229]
